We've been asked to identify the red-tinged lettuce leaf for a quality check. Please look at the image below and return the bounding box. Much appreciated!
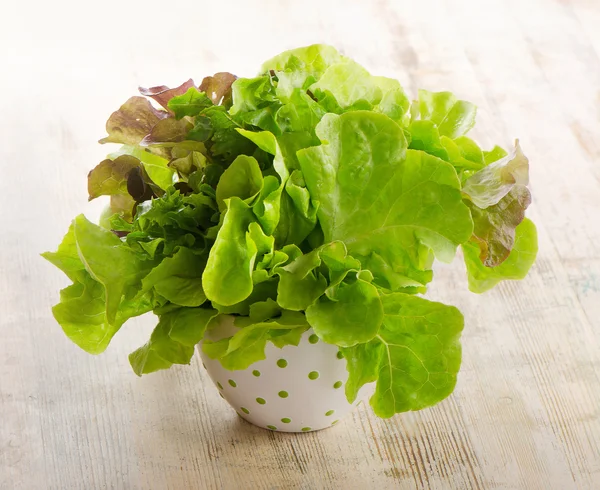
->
[140,117,193,146]
[199,72,237,106]
[463,218,538,293]
[126,167,157,202]
[467,185,532,267]
[138,79,195,111]
[99,96,168,145]
[462,141,529,208]
[87,155,142,200]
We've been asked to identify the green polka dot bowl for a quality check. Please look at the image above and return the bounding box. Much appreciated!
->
[198,315,359,432]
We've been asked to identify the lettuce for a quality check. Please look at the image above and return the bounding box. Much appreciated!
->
[43,44,537,418]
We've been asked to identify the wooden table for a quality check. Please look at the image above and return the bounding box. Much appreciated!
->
[2,0,599,488]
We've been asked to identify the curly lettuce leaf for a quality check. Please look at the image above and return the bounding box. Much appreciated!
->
[306,272,383,347]
[215,155,263,211]
[236,129,318,244]
[129,307,218,375]
[307,61,410,123]
[416,90,477,139]
[167,87,213,119]
[141,247,207,307]
[202,197,258,305]
[309,60,383,110]
[261,44,346,100]
[230,75,278,116]
[463,218,538,293]
[73,215,154,323]
[42,221,154,353]
[341,293,463,417]
[297,112,473,290]
[200,106,258,165]
[202,310,309,370]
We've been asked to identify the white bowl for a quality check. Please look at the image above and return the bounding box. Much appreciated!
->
[198,315,360,432]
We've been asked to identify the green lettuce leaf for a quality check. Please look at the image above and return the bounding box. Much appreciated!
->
[215,155,263,211]
[309,60,383,110]
[342,293,463,417]
[306,272,383,347]
[129,306,218,375]
[44,44,537,405]
[202,197,258,305]
[167,87,213,119]
[73,215,153,323]
[141,247,207,307]
[42,222,154,353]
[261,44,346,100]
[202,310,309,370]
[297,112,473,289]
[340,340,384,402]
[463,218,538,293]
[416,90,477,139]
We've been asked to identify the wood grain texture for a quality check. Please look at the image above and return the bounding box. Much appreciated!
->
[1,0,599,488]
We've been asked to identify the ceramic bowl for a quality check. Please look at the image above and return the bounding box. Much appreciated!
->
[198,315,360,432]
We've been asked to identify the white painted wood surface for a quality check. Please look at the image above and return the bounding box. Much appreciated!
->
[1,0,599,488]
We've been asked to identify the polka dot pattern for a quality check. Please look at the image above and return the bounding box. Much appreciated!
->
[199,324,365,433]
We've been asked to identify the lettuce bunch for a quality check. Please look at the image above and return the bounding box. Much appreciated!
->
[43,45,537,417]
